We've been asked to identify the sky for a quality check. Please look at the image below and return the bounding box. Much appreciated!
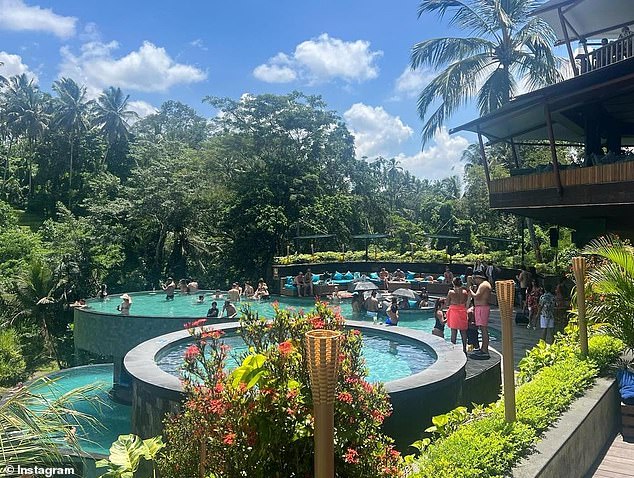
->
[0,0,483,180]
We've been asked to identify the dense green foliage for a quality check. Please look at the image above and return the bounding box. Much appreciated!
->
[0,329,27,386]
[409,350,598,477]
[584,236,634,352]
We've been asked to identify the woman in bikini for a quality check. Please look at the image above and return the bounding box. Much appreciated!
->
[446,277,468,353]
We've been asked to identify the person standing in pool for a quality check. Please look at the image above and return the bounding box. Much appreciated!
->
[446,277,468,353]
[243,282,254,298]
[432,298,446,338]
[207,301,219,318]
[98,284,108,300]
[386,297,399,325]
[364,290,381,312]
[222,300,238,318]
[117,293,132,315]
[162,277,176,301]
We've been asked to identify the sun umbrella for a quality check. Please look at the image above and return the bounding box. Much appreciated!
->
[350,281,378,292]
[392,288,417,300]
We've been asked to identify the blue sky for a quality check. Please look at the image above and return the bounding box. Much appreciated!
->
[0,0,484,180]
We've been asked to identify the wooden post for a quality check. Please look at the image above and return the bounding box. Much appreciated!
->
[477,129,491,191]
[572,257,589,357]
[496,280,516,422]
[558,7,579,76]
[544,104,563,196]
[306,330,342,478]
[510,138,520,169]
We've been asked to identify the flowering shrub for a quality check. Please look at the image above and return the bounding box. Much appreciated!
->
[157,302,403,478]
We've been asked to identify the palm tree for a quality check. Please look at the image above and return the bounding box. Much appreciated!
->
[92,86,138,166]
[412,0,563,144]
[52,78,91,207]
[583,236,634,352]
[13,259,66,368]
[3,74,49,196]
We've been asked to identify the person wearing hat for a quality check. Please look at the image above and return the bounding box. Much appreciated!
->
[117,294,132,315]
[469,273,491,359]
[162,277,176,301]
[222,299,237,318]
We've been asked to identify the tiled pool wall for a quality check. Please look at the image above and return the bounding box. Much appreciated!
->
[124,321,476,451]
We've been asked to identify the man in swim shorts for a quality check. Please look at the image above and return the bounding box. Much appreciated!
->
[470,273,491,359]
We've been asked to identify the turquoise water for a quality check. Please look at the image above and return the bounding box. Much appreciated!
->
[157,333,436,384]
[28,364,130,456]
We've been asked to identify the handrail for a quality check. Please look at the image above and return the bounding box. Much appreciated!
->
[489,161,634,194]
[577,34,634,74]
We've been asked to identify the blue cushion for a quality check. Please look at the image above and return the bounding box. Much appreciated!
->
[370,272,380,280]
[286,276,293,285]
[460,274,466,282]
[406,271,416,280]
[437,276,444,282]
[618,369,634,405]
[312,274,320,283]
[333,271,344,281]
[284,284,297,290]
[343,271,354,280]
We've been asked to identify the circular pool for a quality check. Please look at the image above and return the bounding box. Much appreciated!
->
[156,330,437,384]
[28,364,130,457]
[124,321,466,450]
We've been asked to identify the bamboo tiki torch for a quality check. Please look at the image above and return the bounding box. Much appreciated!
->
[572,257,588,357]
[496,279,516,422]
[305,329,342,478]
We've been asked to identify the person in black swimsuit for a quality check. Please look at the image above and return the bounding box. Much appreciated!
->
[432,298,446,337]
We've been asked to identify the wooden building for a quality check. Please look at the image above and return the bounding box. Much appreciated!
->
[451,0,634,245]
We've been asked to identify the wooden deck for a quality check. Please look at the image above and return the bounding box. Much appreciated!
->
[585,434,634,478]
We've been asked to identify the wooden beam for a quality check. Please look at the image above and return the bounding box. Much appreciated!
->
[510,138,520,169]
[558,7,579,76]
[477,129,491,190]
[544,104,564,196]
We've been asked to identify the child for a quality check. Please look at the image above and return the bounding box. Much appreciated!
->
[206,301,219,318]
[466,306,480,352]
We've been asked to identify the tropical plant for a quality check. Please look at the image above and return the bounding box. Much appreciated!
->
[52,78,91,206]
[411,0,564,144]
[96,434,164,478]
[583,235,634,351]
[0,328,27,386]
[157,302,403,478]
[92,87,137,166]
[0,379,97,468]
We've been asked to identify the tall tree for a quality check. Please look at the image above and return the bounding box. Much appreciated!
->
[412,0,563,144]
[3,74,49,196]
[92,86,137,167]
[52,78,91,207]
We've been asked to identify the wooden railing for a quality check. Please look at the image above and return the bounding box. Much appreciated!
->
[490,161,634,194]
[578,34,634,74]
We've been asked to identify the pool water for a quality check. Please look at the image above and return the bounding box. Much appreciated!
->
[28,364,130,456]
[157,333,437,384]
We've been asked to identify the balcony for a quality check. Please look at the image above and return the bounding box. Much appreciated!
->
[577,34,634,74]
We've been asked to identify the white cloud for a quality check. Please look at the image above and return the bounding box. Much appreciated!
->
[127,100,158,121]
[0,0,76,38]
[59,40,207,95]
[0,51,37,81]
[393,66,434,99]
[396,128,470,181]
[189,38,208,51]
[253,33,382,84]
[253,53,297,83]
[343,103,413,159]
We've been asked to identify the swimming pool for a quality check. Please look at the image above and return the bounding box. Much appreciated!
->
[28,364,130,457]
[156,331,437,384]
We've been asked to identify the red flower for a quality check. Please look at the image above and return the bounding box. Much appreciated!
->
[184,345,200,361]
[310,317,325,329]
[184,318,207,329]
[337,391,353,404]
[278,340,293,356]
[344,448,359,464]
[201,329,224,339]
[223,432,236,445]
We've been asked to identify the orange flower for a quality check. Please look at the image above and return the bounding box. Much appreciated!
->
[344,448,359,464]
[278,340,293,356]
[223,432,236,445]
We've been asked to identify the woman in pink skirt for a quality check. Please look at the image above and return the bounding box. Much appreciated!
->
[446,277,468,353]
